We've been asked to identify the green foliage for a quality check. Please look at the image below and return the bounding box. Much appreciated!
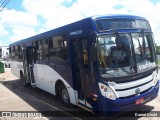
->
[156,46,160,55]
[157,59,160,65]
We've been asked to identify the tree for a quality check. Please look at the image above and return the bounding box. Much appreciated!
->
[156,45,160,55]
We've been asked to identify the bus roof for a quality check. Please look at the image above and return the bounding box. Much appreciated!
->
[9,14,147,47]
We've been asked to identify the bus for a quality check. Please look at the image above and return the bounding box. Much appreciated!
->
[9,14,159,116]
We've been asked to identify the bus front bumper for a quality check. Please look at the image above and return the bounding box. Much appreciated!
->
[100,82,159,115]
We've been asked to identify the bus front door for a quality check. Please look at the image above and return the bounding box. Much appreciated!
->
[72,38,91,109]
[22,46,36,86]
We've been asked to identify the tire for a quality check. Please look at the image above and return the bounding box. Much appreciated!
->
[59,84,71,106]
[20,73,30,87]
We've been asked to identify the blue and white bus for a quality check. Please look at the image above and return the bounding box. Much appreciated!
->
[9,14,159,115]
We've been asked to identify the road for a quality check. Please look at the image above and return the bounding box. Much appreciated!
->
[0,68,160,120]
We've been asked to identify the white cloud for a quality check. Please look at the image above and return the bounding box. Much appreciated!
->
[0,9,38,27]
[0,24,8,36]
[9,27,36,42]
[0,9,38,43]
[22,0,82,29]
[23,0,66,19]
[0,41,5,46]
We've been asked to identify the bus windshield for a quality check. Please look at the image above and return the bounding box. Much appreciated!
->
[97,33,156,79]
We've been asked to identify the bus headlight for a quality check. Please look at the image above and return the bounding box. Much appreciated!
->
[155,69,160,84]
[98,83,116,100]
[153,78,158,85]
[156,68,160,79]
[153,70,160,85]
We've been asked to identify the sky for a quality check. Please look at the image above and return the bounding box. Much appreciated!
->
[0,0,160,46]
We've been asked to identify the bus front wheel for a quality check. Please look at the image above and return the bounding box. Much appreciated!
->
[59,84,71,106]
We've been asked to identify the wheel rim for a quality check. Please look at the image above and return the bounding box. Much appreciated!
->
[61,88,69,103]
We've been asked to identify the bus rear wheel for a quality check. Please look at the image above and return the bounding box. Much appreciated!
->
[59,84,71,106]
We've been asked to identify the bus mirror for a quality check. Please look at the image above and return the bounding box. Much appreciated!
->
[90,45,97,61]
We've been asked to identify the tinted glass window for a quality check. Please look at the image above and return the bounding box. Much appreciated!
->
[49,35,67,61]
[132,33,156,73]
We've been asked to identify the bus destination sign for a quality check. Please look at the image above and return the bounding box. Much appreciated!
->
[111,22,133,29]
[96,18,151,31]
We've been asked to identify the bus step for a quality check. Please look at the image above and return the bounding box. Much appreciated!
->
[77,104,93,113]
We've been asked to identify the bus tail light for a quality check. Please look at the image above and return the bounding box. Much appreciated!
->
[98,83,116,100]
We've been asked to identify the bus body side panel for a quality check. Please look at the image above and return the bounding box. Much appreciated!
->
[33,64,44,89]
[10,61,23,78]
[33,62,77,105]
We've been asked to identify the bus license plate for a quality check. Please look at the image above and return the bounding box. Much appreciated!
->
[135,98,144,105]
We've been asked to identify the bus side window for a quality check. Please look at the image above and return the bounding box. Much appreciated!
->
[19,45,23,61]
[49,35,67,61]
[37,40,42,60]
[59,40,67,60]
[34,41,38,60]
[83,50,88,64]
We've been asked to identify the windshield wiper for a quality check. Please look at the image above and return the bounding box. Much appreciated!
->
[136,38,144,60]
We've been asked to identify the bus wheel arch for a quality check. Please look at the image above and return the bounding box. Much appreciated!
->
[55,80,71,106]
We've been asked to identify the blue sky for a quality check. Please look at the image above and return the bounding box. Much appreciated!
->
[0,0,160,46]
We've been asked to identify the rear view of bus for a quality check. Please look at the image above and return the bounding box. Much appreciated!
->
[94,15,159,115]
